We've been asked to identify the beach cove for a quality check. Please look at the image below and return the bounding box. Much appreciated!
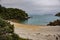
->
[10,21,60,40]
[0,1,60,40]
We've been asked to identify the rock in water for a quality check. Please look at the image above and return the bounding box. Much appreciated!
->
[47,19,60,26]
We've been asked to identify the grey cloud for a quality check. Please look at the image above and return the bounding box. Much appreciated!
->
[0,0,60,15]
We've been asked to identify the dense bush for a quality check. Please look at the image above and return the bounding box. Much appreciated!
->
[0,18,29,40]
[0,5,28,20]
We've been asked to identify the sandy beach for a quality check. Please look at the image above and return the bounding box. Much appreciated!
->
[10,21,60,40]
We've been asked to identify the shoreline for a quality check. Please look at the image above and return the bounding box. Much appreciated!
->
[9,21,60,30]
[8,19,46,26]
[9,21,60,40]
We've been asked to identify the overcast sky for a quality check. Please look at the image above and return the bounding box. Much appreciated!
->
[0,0,60,15]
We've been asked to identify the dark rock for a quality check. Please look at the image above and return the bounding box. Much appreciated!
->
[55,12,60,17]
[56,37,58,40]
[47,19,60,26]
[25,17,31,20]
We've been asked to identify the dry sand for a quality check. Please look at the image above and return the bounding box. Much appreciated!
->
[10,21,60,40]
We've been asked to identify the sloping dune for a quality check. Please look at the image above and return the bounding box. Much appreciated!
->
[10,21,60,40]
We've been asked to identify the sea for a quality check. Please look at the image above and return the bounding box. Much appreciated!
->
[20,14,60,26]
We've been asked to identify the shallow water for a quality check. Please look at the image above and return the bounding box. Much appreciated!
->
[21,14,60,25]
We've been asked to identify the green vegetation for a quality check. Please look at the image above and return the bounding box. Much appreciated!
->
[0,5,29,40]
[0,18,29,40]
[0,5,28,20]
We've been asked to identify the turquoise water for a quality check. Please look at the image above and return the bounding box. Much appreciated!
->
[21,14,60,25]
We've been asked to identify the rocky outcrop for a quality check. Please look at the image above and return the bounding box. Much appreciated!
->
[47,19,60,26]
[47,12,60,26]
[55,12,60,17]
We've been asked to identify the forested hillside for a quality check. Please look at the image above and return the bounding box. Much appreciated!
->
[0,5,28,20]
